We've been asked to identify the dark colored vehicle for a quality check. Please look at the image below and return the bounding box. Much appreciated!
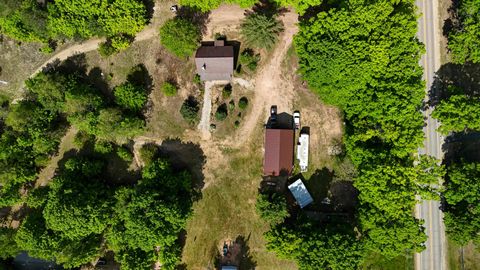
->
[270,105,277,123]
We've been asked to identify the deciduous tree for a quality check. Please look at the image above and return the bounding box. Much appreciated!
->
[448,0,480,63]
[159,18,200,58]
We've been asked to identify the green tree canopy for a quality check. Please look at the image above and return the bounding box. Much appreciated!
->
[47,0,147,39]
[265,220,364,270]
[443,161,480,245]
[178,0,258,12]
[42,157,113,240]
[95,108,144,143]
[0,0,49,43]
[0,227,20,259]
[256,192,289,225]
[114,82,148,112]
[448,0,480,63]
[432,89,480,133]
[16,211,101,268]
[159,18,200,58]
[241,13,284,50]
[360,209,427,259]
[105,158,195,269]
[294,0,425,166]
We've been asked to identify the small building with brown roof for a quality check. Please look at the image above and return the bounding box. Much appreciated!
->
[195,40,234,81]
[263,128,294,176]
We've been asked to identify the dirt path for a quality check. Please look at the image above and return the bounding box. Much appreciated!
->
[35,127,77,187]
[30,28,159,80]
[204,5,246,39]
[233,11,299,147]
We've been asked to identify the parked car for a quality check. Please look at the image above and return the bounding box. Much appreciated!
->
[293,110,300,129]
[270,105,277,123]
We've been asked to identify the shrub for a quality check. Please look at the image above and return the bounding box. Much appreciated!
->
[159,18,200,58]
[98,41,117,57]
[234,120,240,128]
[114,82,147,112]
[228,100,235,111]
[117,147,133,162]
[180,96,200,124]
[240,49,260,72]
[193,74,201,84]
[222,84,232,98]
[98,35,132,57]
[161,82,178,97]
[215,104,228,121]
[241,13,284,49]
[139,144,158,166]
[239,97,248,109]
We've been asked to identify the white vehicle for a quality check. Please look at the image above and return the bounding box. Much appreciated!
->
[293,110,300,129]
[297,133,309,172]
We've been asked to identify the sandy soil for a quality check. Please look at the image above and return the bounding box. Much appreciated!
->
[204,5,247,39]
[233,11,299,147]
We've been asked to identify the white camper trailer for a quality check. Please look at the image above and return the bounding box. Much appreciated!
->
[297,133,309,172]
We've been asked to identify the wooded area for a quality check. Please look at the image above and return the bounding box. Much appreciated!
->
[2,0,480,268]
[0,0,150,53]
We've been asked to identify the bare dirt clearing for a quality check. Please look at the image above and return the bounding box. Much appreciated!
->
[204,5,247,39]
[233,11,299,147]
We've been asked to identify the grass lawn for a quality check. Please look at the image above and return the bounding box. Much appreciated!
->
[0,37,53,98]
[182,126,297,270]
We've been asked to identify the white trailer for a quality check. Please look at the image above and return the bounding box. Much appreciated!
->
[297,133,309,172]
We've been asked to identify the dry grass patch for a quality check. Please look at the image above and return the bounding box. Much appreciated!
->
[0,37,53,97]
[182,128,297,269]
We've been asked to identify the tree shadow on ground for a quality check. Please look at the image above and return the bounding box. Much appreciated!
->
[443,132,480,165]
[214,235,257,270]
[236,235,257,270]
[442,0,461,38]
[87,67,111,98]
[142,0,155,22]
[158,138,206,192]
[250,0,288,18]
[329,181,358,213]
[126,64,154,93]
[177,6,211,35]
[429,62,480,107]
[303,168,333,207]
[41,53,88,77]
[298,1,341,21]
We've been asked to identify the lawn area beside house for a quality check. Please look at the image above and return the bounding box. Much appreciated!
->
[182,126,298,269]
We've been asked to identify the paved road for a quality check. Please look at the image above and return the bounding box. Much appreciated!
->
[415,0,447,270]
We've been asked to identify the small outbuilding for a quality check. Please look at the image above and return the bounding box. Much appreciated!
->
[263,128,294,176]
[288,179,313,208]
[195,40,234,81]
